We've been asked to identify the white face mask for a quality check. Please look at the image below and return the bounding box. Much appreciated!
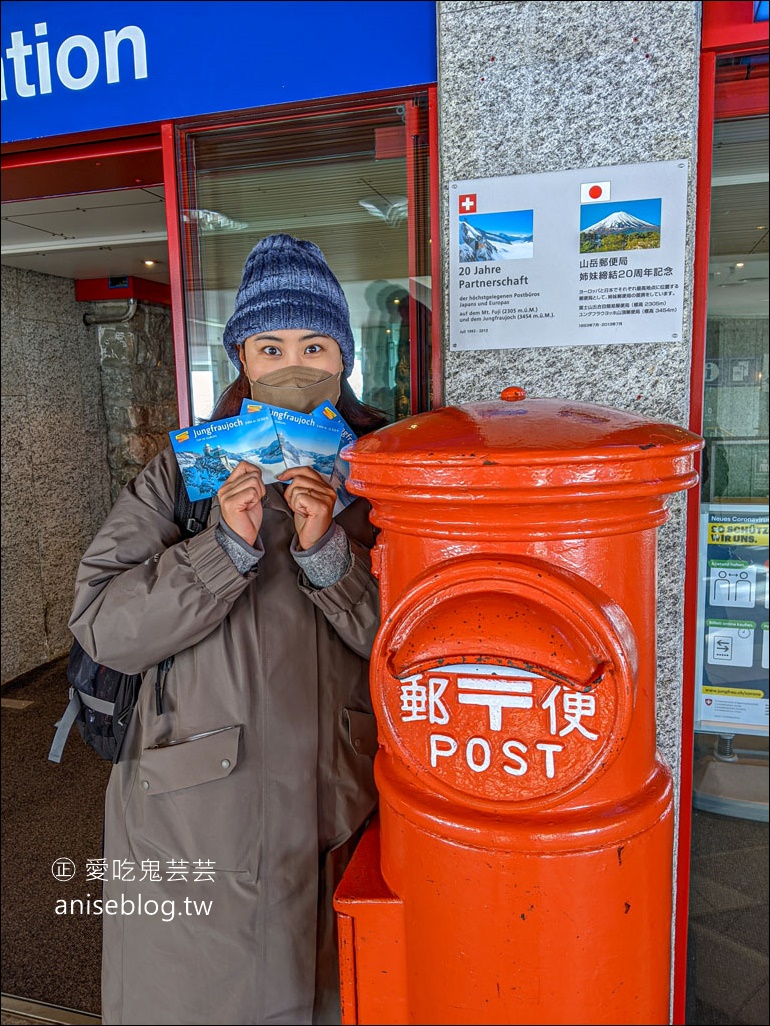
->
[248,366,342,413]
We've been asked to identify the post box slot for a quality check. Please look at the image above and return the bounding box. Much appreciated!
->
[372,555,637,807]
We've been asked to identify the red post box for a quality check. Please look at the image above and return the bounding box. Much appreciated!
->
[334,391,702,1026]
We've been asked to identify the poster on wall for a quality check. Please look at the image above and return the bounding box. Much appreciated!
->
[448,160,688,351]
[694,505,769,734]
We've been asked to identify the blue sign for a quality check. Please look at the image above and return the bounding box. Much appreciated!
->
[1,1,437,144]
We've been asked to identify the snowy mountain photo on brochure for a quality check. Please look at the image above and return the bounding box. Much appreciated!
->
[239,398,344,479]
[271,407,342,478]
[169,408,286,501]
[240,398,358,510]
[316,402,358,510]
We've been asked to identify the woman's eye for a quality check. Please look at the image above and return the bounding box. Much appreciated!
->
[261,345,281,356]
[305,344,322,354]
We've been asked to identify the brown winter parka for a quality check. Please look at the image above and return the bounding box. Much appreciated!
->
[69,445,380,1025]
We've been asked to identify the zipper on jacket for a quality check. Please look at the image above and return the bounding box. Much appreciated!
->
[147,724,243,749]
[154,657,174,715]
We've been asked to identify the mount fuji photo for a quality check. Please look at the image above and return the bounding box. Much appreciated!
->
[459,209,534,262]
[580,198,662,253]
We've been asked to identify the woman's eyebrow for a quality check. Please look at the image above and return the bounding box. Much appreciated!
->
[251,332,330,341]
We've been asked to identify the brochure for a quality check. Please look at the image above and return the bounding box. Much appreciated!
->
[169,408,286,501]
[170,400,359,505]
[314,402,357,510]
[269,406,343,479]
[240,398,358,509]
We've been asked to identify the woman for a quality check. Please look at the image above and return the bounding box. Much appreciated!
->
[69,234,387,1025]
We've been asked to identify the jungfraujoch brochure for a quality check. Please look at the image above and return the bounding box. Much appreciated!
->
[169,400,357,506]
[242,399,357,510]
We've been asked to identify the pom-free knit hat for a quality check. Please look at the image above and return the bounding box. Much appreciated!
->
[222,234,355,376]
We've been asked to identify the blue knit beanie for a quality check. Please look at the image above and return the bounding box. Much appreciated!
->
[222,234,355,377]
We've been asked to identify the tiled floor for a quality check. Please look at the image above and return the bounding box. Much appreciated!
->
[686,806,769,1025]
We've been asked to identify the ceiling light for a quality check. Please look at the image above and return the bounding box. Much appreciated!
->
[358,194,408,227]
[143,260,157,267]
[182,209,250,232]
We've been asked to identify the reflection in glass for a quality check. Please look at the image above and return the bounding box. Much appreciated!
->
[702,116,769,504]
[176,101,432,423]
[687,102,768,1026]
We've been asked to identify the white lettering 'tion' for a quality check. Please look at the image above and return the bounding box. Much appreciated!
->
[1,23,147,100]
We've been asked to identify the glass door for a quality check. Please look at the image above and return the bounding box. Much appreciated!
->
[693,111,769,750]
[171,94,434,424]
[685,54,768,1026]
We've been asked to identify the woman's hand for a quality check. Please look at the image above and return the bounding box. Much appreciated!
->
[217,461,266,546]
[278,467,336,550]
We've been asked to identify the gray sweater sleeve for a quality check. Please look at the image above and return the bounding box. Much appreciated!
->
[215,521,265,574]
[291,522,351,588]
[216,515,351,587]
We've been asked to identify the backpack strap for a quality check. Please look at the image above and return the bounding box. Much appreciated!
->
[48,688,118,763]
[48,689,83,764]
[150,469,211,714]
[173,463,212,538]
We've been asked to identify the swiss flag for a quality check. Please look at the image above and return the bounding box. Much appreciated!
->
[581,181,611,203]
[459,193,477,214]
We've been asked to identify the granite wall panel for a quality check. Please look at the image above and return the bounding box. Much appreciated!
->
[1,267,111,682]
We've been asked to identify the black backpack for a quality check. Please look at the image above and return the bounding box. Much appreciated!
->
[48,471,211,764]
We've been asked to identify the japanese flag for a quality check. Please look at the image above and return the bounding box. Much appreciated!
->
[580,181,611,203]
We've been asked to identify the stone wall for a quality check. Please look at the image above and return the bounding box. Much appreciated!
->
[1,267,111,682]
[83,300,177,502]
[1,270,177,683]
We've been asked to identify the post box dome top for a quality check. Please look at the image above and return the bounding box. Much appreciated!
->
[344,393,703,523]
[352,393,701,462]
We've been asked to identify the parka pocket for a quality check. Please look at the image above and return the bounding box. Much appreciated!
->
[131,725,254,874]
[318,709,378,850]
[343,708,378,758]
[138,725,242,794]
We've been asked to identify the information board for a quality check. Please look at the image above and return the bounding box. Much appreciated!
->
[448,160,688,352]
[694,504,769,734]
